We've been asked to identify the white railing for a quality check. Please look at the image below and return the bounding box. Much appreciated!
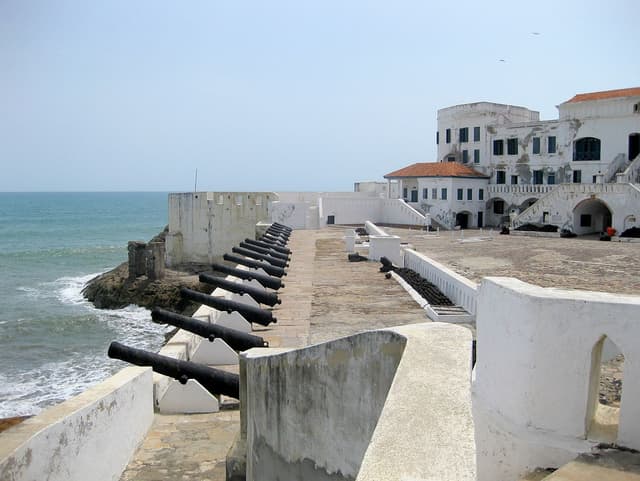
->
[380,199,426,226]
[617,153,640,184]
[487,184,555,195]
[403,249,478,316]
[364,220,389,236]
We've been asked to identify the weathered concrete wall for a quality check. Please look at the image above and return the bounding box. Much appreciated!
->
[0,367,153,481]
[243,330,406,481]
[473,277,640,481]
[355,323,475,481]
[166,192,275,267]
[243,323,476,481]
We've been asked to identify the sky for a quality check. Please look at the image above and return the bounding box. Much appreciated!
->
[1,0,639,192]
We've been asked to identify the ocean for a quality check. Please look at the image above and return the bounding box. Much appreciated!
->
[0,192,173,418]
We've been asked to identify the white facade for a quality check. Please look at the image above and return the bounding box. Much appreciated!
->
[411,88,640,231]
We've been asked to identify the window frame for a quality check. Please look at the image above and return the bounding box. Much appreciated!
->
[493,139,504,156]
[507,138,518,155]
[548,136,557,154]
[473,126,480,142]
[459,127,469,143]
[532,137,540,154]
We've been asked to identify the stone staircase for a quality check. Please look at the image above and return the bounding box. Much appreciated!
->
[520,448,640,481]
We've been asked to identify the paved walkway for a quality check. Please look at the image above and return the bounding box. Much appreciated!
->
[120,227,428,481]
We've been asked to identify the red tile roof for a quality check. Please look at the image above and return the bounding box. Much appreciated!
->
[384,162,488,179]
[563,87,640,104]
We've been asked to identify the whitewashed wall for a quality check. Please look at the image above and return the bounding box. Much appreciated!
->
[0,367,153,481]
[166,192,275,266]
[473,277,640,481]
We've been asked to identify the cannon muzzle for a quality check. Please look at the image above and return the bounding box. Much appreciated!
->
[180,287,277,326]
[107,341,240,398]
[199,273,281,306]
[151,307,268,350]
[223,253,286,278]
[239,241,289,261]
[231,246,289,268]
[210,263,284,290]
[244,238,291,256]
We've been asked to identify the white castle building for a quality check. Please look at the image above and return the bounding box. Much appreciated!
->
[386,87,640,234]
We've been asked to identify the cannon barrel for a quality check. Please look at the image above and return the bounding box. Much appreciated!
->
[223,253,286,278]
[266,227,290,239]
[199,273,281,306]
[107,341,240,399]
[261,233,287,247]
[151,307,269,350]
[244,239,291,256]
[210,263,284,290]
[238,241,289,261]
[180,287,277,326]
[231,246,289,269]
[271,222,292,232]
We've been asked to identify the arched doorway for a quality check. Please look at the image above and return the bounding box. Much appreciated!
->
[573,198,612,235]
[586,335,624,443]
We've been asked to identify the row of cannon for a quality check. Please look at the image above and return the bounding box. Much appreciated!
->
[107,222,293,401]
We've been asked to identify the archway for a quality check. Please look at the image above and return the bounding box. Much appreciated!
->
[573,198,612,235]
[518,197,538,213]
[586,335,624,443]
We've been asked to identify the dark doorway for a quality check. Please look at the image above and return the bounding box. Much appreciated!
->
[629,133,640,161]
[456,212,469,229]
[410,190,418,202]
[477,212,483,228]
[327,215,335,225]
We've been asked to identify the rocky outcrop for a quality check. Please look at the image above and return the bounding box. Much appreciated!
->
[82,228,213,315]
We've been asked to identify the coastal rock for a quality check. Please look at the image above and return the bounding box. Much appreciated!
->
[82,262,212,316]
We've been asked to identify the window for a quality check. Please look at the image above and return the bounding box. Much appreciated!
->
[432,188,437,199]
[441,188,447,200]
[423,188,428,199]
[467,188,473,200]
[574,137,601,161]
[496,170,506,184]
[436,131,439,145]
[459,127,469,143]
[580,214,592,227]
[447,156,455,162]
[473,126,480,142]
[548,136,556,154]
[511,175,518,185]
[573,170,582,183]
[402,188,408,199]
[473,149,480,163]
[548,173,555,185]
[457,188,463,200]
[533,170,543,185]
[478,189,484,201]
[507,138,518,155]
[446,129,451,143]
[462,150,469,163]
[493,200,504,214]
[532,137,540,154]
[493,139,504,155]
[593,175,598,184]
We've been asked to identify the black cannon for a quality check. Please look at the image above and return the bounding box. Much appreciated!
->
[210,262,284,290]
[223,253,286,278]
[266,226,290,239]
[272,222,292,232]
[108,341,240,399]
[199,273,281,307]
[244,238,291,256]
[231,246,289,269]
[151,307,269,351]
[261,233,287,247]
[180,287,277,326]
[238,241,289,261]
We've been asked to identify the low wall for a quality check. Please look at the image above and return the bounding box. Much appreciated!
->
[0,367,153,481]
[242,323,475,481]
[473,277,640,481]
[403,248,478,316]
